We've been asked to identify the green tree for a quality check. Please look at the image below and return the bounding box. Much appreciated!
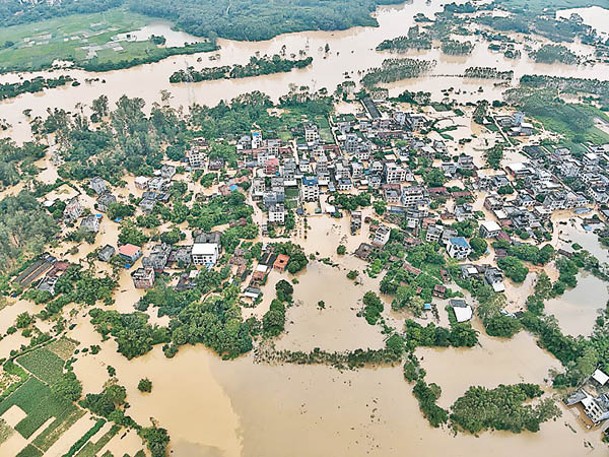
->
[140,426,170,457]
[362,291,384,325]
[138,378,153,393]
[262,299,286,337]
[52,371,83,401]
[275,279,294,302]
[498,256,529,283]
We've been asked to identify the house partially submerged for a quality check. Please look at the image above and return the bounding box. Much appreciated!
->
[565,369,609,428]
[131,267,155,289]
[449,298,473,323]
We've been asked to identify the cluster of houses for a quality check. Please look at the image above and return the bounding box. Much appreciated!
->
[14,253,70,295]
[125,231,222,290]
[242,248,291,301]
[215,109,448,229]
[133,165,176,214]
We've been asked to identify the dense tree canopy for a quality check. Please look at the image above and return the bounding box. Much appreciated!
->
[0,192,59,274]
[450,384,560,434]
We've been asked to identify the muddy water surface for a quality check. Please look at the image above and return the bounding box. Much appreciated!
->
[545,272,608,338]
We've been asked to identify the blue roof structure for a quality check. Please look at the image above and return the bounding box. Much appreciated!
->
[449,237,470,248]
[302,176,318,186]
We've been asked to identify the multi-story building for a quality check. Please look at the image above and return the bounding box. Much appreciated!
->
[192,232,221,268]
[446,237,472,260]
[63,197,83,222]
[401,186,426,208]
[301,176,320,202]
[372,225,391,247]
[385,162,407,184]
[268,204,286,225]
[89,177,107,195]
[188,142,208,169]
[351,162,364,180]
[480,220,501,238]
[252,178,266,198]
[337,178,353,191]
[343,133,359,154]
[304,124,319,144]
[426,225,444,243]
[131,267,155,289]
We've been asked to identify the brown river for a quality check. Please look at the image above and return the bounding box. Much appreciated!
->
[2,0,609,144]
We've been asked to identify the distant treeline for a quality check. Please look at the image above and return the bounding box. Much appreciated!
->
[519,74,609,109]
[376,26,432,52]
[440,39,474,56]
[169,55,313,83]
[0,76,74,101]
[0,0,122,27]
[1,0,405,41]
[361,58,436,87]
[464,67,514,80]
[530,44,579,65]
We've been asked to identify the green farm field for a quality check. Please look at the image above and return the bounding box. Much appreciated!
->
[0,8,215,73]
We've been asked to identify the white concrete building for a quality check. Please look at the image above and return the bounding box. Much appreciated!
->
[301,176,320,202]
[446,237,472,260]
[188,146,208,169]
[385,162,408,184]
[192,243,219,268]
[268,204,286,225]
[480,220,501,238]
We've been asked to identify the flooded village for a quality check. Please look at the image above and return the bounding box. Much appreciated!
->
[1,0,609,456]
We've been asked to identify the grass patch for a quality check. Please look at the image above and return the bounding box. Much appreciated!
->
[537,117,609,144]
[496,0,609,13]
[17,348,65,385]
[46,338,78,361]
[63,418,105,457]
[431,102,452,112]
[16,444,43,457]
[0,377,79,440]
[32,408,85,453]
[0,8,214,73]
[0,9,146,73]
[0,362,28,400]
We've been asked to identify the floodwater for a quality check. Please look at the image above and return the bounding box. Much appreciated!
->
[2,0,609,143]
[1,0,609,454]
[69,313,606,457]
[557,6,609,35]
[545,272,608,338]
[61,202,607,457]
[115,21,206,47]
[418,327,561,406]
[274,262,387,353]
[555,217,609,265]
